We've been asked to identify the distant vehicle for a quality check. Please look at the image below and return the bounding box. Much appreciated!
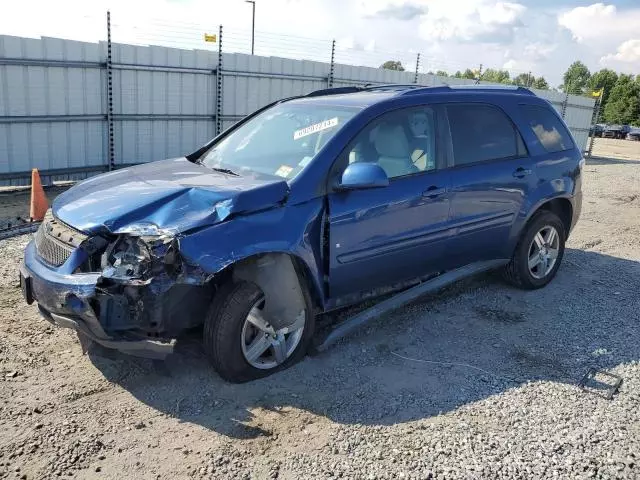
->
[622,125,631,137]
[20,85,583,382]
[627,128,640,141]
[589,123,605,137]
[603,124,630,139]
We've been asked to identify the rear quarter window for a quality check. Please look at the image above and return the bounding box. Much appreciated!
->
[447,104,526,167]
[519,104,574,153]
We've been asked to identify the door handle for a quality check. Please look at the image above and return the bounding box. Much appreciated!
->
[513,167,532,178]
[422,186,445,198]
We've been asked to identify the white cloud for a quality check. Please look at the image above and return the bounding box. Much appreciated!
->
[523,42,557,62]
[503,59,518,70]
[0,0,631,88]
[419,1,526,44]
[337,38,377,52]
[601,39,640,64]
[502,41,558,73]
[366,2,427,21]
[558,3,640,44]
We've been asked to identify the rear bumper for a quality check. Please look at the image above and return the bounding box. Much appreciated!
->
[21,241,175,359]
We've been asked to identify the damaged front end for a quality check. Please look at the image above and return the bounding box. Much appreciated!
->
[21,214,213,359]
[97,223,213,335]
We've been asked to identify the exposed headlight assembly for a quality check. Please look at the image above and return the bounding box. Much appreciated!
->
[114,222,174,238]
[101,223,181,284]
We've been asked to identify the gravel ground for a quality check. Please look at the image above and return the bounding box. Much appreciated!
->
[1,145,639,479]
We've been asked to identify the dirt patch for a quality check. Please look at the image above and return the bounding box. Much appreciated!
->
[474,306,525,324]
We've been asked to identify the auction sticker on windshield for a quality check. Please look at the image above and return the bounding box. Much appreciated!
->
[293,117,339,140]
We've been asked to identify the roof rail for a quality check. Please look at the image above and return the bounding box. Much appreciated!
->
[306,84,426,97]
[305,86,365,97]
[306,83,536,99]
[397,84,536,96]
[362,84,426,90]
[446,84,535,95]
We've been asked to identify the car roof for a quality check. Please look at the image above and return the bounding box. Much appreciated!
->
[287,84,539,109]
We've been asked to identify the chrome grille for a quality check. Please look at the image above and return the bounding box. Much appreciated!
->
[34,210,88,267]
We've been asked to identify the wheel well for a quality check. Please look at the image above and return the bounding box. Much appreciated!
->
[537,198,572,237]
[213,253,323,313]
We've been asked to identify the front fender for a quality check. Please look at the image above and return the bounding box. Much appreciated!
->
[177,199,326,308]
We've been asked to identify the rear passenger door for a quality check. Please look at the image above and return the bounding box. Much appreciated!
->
[444,103,537,267]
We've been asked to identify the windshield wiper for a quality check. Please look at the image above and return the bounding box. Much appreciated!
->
[210,167,240,177]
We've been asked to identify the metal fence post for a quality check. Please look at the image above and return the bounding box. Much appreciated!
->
[586,95,602,157]
[414,53,420,84]
[561,92,569,119]
[106,11,115,171]
[215,25,223,136]
[475,63,483,85]
[328,39,335,88]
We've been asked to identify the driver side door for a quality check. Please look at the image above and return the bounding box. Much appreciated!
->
[327,105,453,299]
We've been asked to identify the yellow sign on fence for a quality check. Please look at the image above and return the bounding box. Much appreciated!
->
[204,33,217,43]
[591,88,604,98]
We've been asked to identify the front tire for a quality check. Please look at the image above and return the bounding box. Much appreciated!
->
[502,210,565,290]
[203,280,314,383]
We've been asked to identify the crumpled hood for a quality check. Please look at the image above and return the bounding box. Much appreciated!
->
[53,158,289,235]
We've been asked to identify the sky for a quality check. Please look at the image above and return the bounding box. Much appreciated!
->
[1,0,639,87]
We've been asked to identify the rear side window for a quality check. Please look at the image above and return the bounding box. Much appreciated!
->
[447,104,525,166]
[519,104,574,153]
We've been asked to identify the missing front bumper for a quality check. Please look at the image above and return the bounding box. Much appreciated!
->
[38,305,175,359]
[21,240,181,360]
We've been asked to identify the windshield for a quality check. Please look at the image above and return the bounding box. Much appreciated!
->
[200,102,360,179]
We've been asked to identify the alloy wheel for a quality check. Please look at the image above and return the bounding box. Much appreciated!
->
[240,296,306,370]
[527,225,560,279]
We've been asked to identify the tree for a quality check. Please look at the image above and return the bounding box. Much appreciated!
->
[532,77,549,90]
[435,70,449,77]
[587,68,618,111]
[603,74,640,124]
[380,60,405,71]
[562,61,590,94]
[512,73,535,87]
[453,70,462,78]
[461,68,476,80]
[480,68,511,84]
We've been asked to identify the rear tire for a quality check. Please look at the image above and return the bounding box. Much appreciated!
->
[203,280,314,383]
[502,210,565,290]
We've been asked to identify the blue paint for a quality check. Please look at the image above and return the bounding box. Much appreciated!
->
[52,158,289,235]
[338,162,389,190]
[24,85,583,333]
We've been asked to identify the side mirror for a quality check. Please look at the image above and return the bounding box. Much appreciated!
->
[337,163,389,190]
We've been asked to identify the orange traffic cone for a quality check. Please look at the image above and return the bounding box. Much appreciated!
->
[29,168,49,222]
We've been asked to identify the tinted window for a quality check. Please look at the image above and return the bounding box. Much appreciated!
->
[447,104,523,166]
[520,104,574,153]
[346,107,437,179]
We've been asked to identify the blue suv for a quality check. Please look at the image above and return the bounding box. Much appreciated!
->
[20,85,583,382]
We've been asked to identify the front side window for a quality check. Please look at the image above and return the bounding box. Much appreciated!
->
[201,102,360,179]
[346,106,437,179]
[519,104,575,153]
[447,104,523,166]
